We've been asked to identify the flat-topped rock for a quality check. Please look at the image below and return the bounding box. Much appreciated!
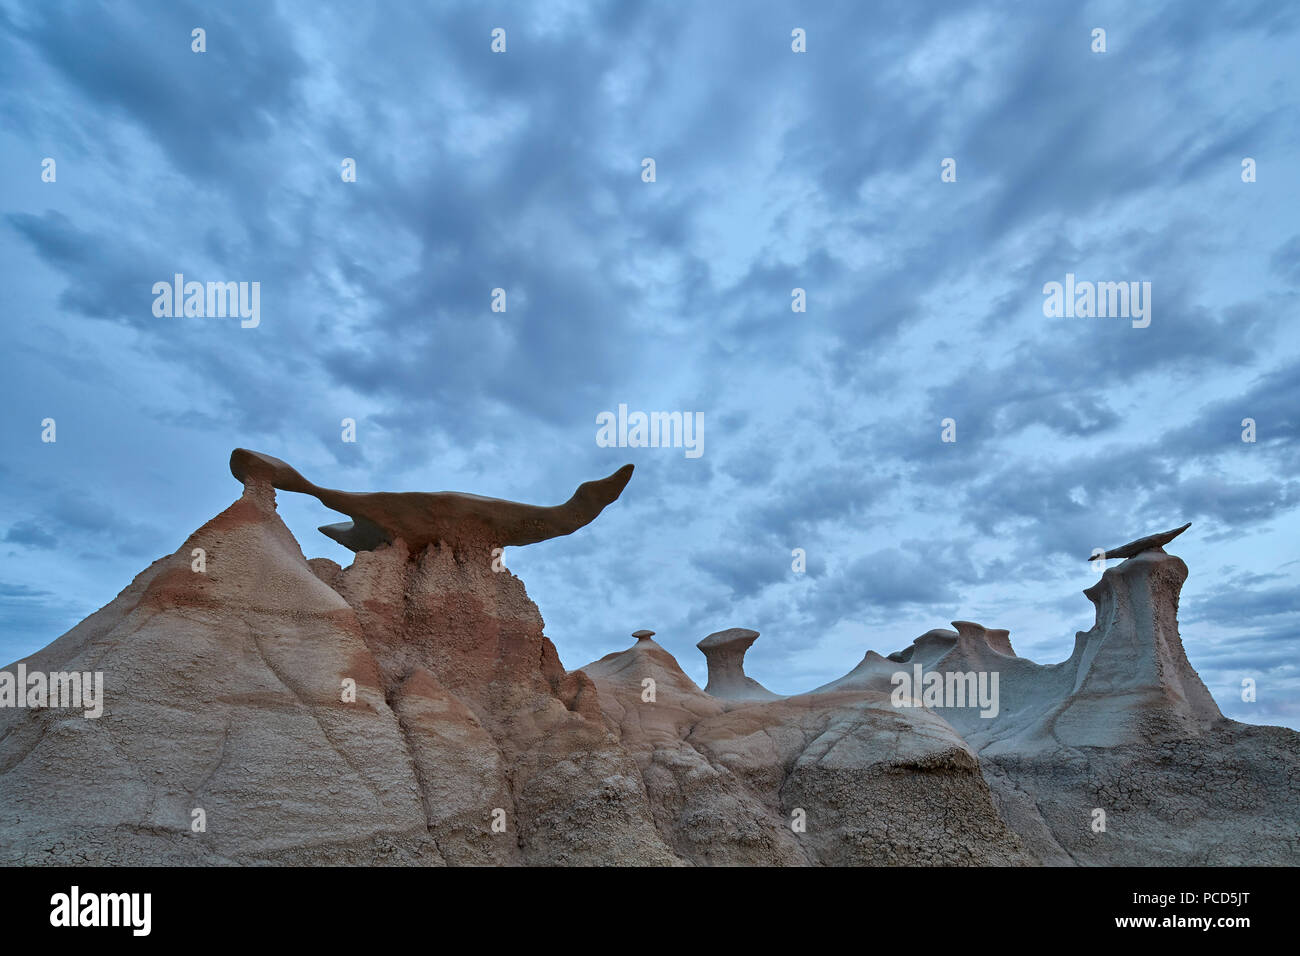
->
[230,448,633,553]
[697,627,759,652]
[696,628,781,701]
[952,621,1015,657]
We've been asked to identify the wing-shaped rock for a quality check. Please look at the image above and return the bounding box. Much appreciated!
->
[230,447,633,552]
[1089,522,1191,561]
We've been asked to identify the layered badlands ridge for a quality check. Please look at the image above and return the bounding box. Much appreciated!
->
[0,456,1296,866]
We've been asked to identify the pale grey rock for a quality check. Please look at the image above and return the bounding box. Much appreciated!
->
[696,628,781,701]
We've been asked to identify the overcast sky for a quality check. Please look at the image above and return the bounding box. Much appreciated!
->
[2,0,1296,729]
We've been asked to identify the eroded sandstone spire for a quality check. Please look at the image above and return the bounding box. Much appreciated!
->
[4,466,1296,866]
[696,627,781,701]
[230,448,634,553]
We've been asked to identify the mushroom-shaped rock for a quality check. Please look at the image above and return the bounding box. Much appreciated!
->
[696,628,781,701]
[1088,522,1191,562]
[230,448,634,553]
[631,630,656,642]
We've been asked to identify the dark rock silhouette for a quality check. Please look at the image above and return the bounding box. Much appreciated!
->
[230,448,634,552]
[1089,521,1191,561]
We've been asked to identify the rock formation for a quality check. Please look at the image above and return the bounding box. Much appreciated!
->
[1,468,1296,867]
[696,628,781,701]
[580,628,1027,864]
[795,532,1298,865]
[1089,521,1191,562]
[230,448,634,552]
[0,450,673,865]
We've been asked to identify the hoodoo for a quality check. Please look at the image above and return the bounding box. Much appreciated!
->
[696,628,781,701]
[1,460,1295,867]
